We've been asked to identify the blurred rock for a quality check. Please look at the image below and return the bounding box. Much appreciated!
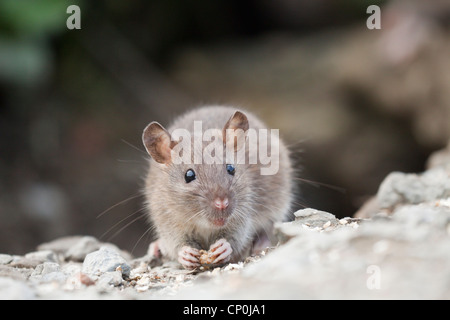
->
[97,271,123,288]
[31,262,60,277]
[0,265,32,281]
[356,140,450,218]
[0,277,35,300]
[377,169,450,211]
[38,235,132,262]
[427,141,450,170]
[25,250,58,264]
[0,254,12,265]
[30,262,64,283]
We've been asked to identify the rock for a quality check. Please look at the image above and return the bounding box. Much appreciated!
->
[65,236,108,262]
[97,271,123,288]
[29,262,66,284]
[7,250,58,270]
[25,250,58,263]
[0,265,32,281]
[64,272,95,290]
[393,202,450,232]
[275,208,356,243]
[427,141,450,170]
[61,262,82,276]
[82,247,131,278]
[31,262,60,277]
[37,236,83,255]
[0,277,35,300]
[354,196,381,219]
[38,235,132,262]
[377,168,450,210]
[9,257,42,269]
[357,141,450,218]
[40,272,67,283]
[293,208,339,227]
[0,254,13,265]
[173,200,450,299]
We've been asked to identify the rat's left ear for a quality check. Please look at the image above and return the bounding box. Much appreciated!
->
[223,110,249,152]
[142,121,176,164]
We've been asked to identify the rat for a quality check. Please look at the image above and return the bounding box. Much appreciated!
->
[142,105,293,269]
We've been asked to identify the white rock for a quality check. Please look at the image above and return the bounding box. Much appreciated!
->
[98,271,123,288]
[25,250,57,263]
[0,277,35,300]
[65,236,107,261]
[82,247,131,278]
[0,254,13,265]
[30,262,67,284]
[40,272,67,283]
[31,262,61,277]
[61,262,82,276]
[377,168,450,209]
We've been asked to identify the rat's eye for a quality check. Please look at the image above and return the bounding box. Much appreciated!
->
[226,164,235,176]
[185,169,196,183]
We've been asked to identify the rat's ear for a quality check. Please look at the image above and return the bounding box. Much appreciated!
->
[142,122,174,164]
[223,110,249,151]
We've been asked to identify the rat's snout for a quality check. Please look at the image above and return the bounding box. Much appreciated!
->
[214,197,229,210]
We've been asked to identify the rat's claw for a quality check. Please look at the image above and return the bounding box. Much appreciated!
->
[178,246,201,269]
[209,238,232,264]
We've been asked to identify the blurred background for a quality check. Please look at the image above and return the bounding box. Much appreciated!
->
[1,0,449,256]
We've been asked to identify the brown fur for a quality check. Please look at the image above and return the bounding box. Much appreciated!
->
[143,106,293,262]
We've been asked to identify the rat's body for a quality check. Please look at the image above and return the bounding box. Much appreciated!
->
[142,106,293,268]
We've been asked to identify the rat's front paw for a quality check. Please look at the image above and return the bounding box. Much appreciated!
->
[209,238,233,265]
[178,246,201,269]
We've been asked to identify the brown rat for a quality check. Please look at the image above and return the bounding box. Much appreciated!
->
[142,105,293,269]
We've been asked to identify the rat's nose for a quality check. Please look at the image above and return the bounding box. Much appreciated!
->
[214,197,229,210]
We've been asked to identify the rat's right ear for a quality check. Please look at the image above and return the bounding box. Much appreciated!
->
[142,122,174,164]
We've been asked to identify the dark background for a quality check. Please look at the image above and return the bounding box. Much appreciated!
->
[1,0,449,256]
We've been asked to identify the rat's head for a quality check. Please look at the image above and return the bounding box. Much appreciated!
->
[142,111,253,229]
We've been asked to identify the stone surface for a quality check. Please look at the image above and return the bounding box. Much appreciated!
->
[0,254,12,265]
[377,168,450,211]
[174,200,450,299]
[25,250,58,264]
[38,235,131,262]
[275,208,361,243]
[82,247,131,278]
[0,277,35,300]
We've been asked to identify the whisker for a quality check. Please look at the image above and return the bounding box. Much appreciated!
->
[97,193,143,218]
[131,226,154,255]
[121,138,147,155]
[293,177,346,193]
[100,207,145,239]
[186,209,206,223]
[106,212,147,241]
[116,159,144,164]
